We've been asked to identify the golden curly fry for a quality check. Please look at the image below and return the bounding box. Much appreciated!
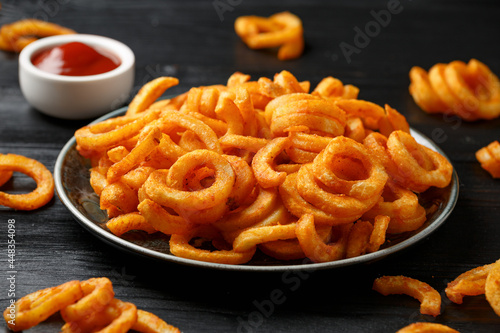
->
[60,278,114,323]
[386,131,453,193]
[362,180,426,234]
[366,215,390,253]
[170,228,256,265]
[409,59,500,121]
[345,220,373,258]
[0,19,75,52]
[312,76,359,101]
[106,212,157,236]
[145,150,235,212]
[125,77,179,116]
[214,186,278,233]
[3,278,181,332]
[373,275,441,317]
[485,259,500,316]
[445,263,494,304]
[61,298,137,333]
[295,213,351,263]
[232,222,297,252]
[75,109,162,154]
[0,170,12,187]
[0,153,54,210]
[396,322,459,333]
[252,137,291,188]
[235,11,304,60]
[132,309,181,333]
[475,140,500,178]
[3,281,83,331]
[106,127,162,183]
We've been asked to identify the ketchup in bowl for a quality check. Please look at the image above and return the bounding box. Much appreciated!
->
[31,41,121,76]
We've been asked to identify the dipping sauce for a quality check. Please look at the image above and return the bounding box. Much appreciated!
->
[31,41,121,76]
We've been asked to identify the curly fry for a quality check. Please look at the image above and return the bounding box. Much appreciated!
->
[397,322,459,333]
[106,127,162,183]
[75,109,162,153]
[0,170,13,187]
[345,220,373,258]
[296,213,352,263]
[125,77,179,116]
[132,309,181,333]
[476,140,500,178]
[445,263,494,304]
[485,259,500,316]
[170,230,256,265]
[235,11,304,60]
[61,298,137,333]
[106,212,157,237]
[409,59,500,121]
[252,137,291,188]
[0,153,54,210]
[373,275,441,317]
[3,281,83,331]
[366,215,390,253]
[0,19,75,52]
[60,278,115,323]
[3,278,182,332]
[232,223,297,252]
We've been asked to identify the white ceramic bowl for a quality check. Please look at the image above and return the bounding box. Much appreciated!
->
[19,34,135,120]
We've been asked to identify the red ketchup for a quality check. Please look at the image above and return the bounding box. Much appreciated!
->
[31,41,121,76]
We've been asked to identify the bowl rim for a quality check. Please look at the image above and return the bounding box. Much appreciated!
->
[19,34,135,82]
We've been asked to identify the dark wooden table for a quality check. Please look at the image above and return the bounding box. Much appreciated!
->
[1,0,499,332]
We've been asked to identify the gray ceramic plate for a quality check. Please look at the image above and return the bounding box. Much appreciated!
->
[54,107,459,272]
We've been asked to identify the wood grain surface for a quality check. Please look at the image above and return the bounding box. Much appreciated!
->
[1,0,499,332]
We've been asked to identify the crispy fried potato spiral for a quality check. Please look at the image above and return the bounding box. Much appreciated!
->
[409,59,500,121]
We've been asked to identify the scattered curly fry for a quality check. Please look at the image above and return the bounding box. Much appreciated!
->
[396,322,459,333]
[3,280,83,331]
[373,275,441,317]
[445,263,494,304]
[235,11,304,60]
[0,153,54,210]
[133,309,181,333]
[61,298,137,333]
[475,140,500,178]
[409,59,500,121]
[3,278,180,332]
[485,259,500,317]
[60,277,115,322]
[0,19,75,52]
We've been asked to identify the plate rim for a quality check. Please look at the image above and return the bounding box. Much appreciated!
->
[54,107,459,272]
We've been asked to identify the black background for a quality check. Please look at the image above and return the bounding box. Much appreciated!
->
[1,0,499,332]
